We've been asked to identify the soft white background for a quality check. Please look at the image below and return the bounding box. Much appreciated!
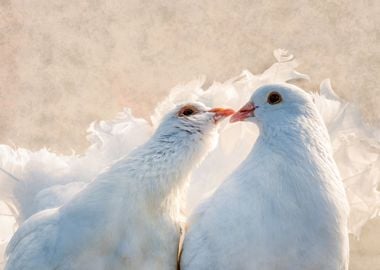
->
[0,1,379,268]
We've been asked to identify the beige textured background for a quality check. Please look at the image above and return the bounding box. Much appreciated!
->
[0,0,379,268]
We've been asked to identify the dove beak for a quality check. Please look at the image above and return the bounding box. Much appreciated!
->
[209,108,235,123]
[230,102,257,123]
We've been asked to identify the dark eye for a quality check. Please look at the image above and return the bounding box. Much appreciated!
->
[267,92,282,105]
[178,105,200,117]
[182,108,194,116]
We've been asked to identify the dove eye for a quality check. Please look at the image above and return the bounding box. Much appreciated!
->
[267,92,282,105]
[183,108,194,116]
[178,105,200,117]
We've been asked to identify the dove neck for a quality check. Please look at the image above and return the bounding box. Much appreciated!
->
[246,113,337,184]
[122,129,215,202]
[241,114,348,220]
[256,112,332,157]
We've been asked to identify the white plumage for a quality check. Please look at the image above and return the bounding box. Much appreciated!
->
[4,103,233,270]
[181,84,350,269]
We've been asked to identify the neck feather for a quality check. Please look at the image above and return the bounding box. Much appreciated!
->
[244,112,339,189]
[113,130,214,203]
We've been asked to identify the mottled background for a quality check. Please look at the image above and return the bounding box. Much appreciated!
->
[0,0,379,268]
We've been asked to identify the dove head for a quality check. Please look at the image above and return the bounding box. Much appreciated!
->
[231,83,317,130]
[140,102,234,193]
[152,102,234,162]
[156,102,234,140]
[230,83,333,167]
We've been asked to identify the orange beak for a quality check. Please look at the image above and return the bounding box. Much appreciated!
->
[209,108,235,123]
[230,102,256,123]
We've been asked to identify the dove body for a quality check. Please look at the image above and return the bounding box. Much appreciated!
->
[181,84,349,270]
[5,103,233,270]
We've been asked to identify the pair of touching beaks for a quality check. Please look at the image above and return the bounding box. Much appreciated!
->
[210,101,256,123]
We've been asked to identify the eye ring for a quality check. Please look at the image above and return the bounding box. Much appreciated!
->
[267,92,282,105]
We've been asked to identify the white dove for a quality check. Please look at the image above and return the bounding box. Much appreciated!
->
[181,84,350,270]
[4,103,234,270]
